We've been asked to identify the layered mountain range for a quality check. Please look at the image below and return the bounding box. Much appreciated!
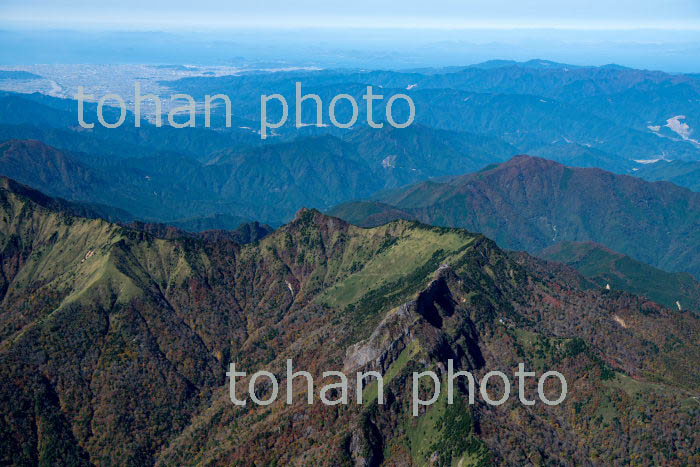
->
[168,60,700,164]
[0,178,698,465]
[1,60,699,465]
[2,59,700,227]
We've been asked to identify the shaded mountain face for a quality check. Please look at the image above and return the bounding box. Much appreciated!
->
[343,124,518,187]
[0,139,103,201]
[0,176,132,222]
[329,155,700,278]
[124,219,274,244]
[635,160,700,192]
[1,180,698,465]
[0,123,520,225]
[0,139,215,223]
[539,241,700,313]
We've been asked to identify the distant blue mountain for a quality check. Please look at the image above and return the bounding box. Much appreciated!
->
[468,59,584,70]
[0,70,42,80]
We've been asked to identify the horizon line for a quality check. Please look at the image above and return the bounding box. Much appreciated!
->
[2,18,700,33]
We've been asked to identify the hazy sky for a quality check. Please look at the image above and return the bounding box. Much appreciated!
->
[2,0,700,30]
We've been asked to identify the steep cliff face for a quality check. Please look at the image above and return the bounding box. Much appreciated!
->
[1,180,698,465]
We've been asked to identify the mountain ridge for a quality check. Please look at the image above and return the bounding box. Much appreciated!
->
[0,179,698,464]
